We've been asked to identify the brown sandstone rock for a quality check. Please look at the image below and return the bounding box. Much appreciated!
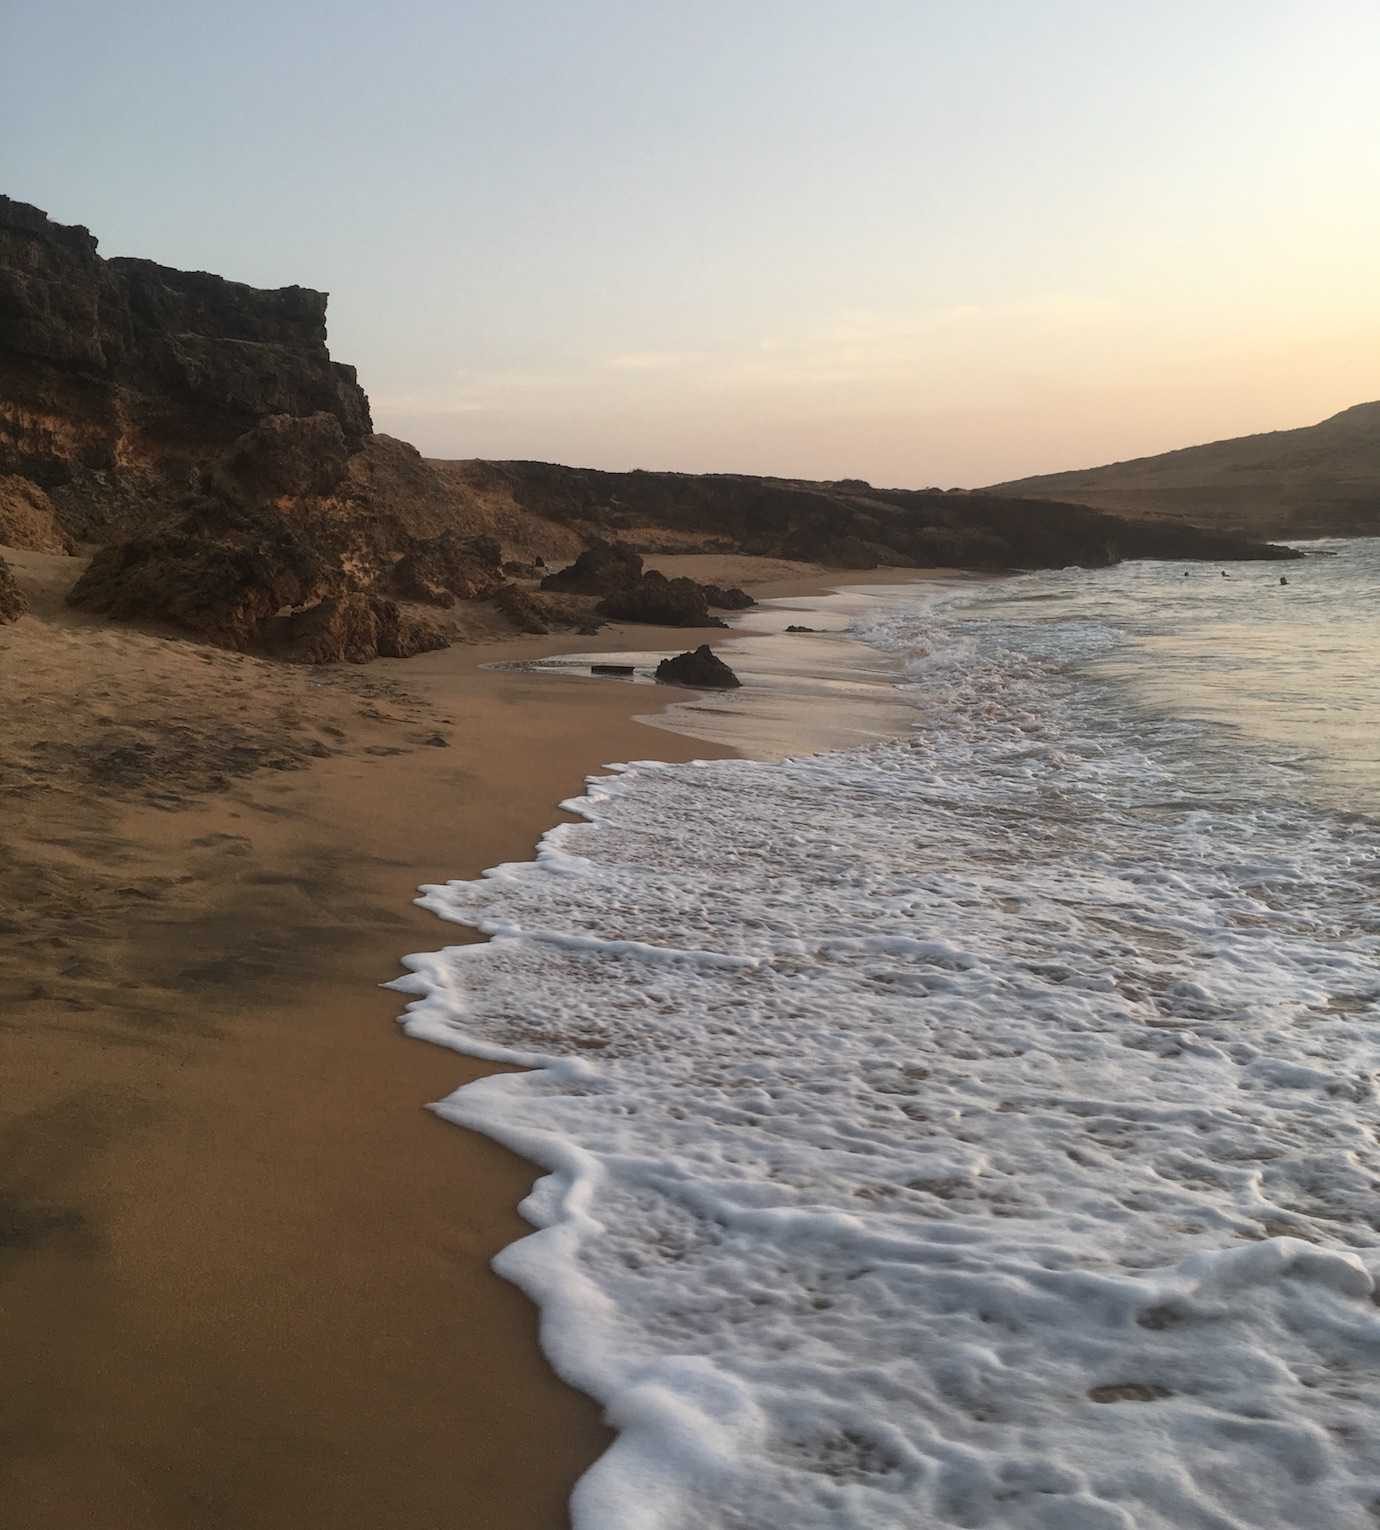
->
[214,412,352,502]
[67,499,332,650]
[0,475,76,553]
[390,530,505,606]
[654,645,741,688]
[540,539,643,595]
[598,570,727,628]
[267,593,450,665]
[0,553,28,622]
[493,584,552,635]
[0,195,370,542]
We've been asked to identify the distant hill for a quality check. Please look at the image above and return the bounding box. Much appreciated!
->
[987,403,1380,538]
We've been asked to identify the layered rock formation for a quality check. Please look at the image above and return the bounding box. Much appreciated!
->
[0,195,369,540]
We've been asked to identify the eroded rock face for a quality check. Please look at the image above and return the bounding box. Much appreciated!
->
[0,195,371,541]
[67,497,333,650]
[0,553,28,622]
[389,530,505,606]
[655,645,741,688]
[599,570,728,628]
[493,583,552,635]
[0,474,74,553]
[267,593,449,664]
[540,539,643,595]
[214,411,352,502]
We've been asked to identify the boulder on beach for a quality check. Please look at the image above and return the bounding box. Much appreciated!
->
[493,583,552,635]
[655,644,741,688]
[599,570,728,627]
[266,593,450,664]
[702,583,754,610]
[67,497,333,651]
[540,538,643,595]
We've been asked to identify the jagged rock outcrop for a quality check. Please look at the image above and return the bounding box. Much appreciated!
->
[0,474,74,553]
[493,584,552,635]
[0,195,370,541]
[265,593,449,664]
[0,552,27,622]
[63,414,508,660]
[702,583,754,610]
[539,538,643,595]
[598,570,728,627]
[655,645,741,688]
[389,530,505,606]
[67,496,333,649]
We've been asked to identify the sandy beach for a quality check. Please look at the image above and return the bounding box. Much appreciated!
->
[0,549,944,1529]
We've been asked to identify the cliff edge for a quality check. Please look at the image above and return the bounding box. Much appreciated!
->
[0,194,371,539]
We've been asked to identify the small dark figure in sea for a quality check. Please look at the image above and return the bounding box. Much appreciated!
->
[1221,570,1230,578]
[1280,575,1289,585]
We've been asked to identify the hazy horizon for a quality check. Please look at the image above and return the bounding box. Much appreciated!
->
[5,0,1377,487]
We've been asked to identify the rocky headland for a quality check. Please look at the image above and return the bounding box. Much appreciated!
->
[988,402,1380,539]
[0,193,1299,656]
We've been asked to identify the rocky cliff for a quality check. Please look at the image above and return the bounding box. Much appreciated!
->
[435,459,1299,571]
[0,194,370,539]
[987,403,1380,539]
[0,194,1300,664]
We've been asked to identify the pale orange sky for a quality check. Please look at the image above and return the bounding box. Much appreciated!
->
[9,0,1378,485]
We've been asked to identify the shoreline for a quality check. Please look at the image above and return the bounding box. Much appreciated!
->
[0,555,948,1529]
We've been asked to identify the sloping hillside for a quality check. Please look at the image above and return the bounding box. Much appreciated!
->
[988,403,1380,538]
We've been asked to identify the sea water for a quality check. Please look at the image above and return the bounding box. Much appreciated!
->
[395,539,1380,1529]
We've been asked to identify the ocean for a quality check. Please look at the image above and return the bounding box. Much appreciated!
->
[396,538,1380,1530]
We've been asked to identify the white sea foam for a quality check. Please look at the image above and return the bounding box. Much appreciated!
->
[395,569,1380,1528]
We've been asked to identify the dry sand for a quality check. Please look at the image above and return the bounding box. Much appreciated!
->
[0,548,938,1529]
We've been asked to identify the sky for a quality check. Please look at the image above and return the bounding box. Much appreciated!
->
[4,0,1378,486]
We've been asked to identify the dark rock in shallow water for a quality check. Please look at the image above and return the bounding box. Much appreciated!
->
[591,663,636,675]
[0,553,28,623]
[540,538,643,595]
[701,583,754,610]
[655,645,741,688]
[785,624,816,632]
[599,570,728,627]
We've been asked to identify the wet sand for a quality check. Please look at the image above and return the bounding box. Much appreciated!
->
[0,552,947,1529]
